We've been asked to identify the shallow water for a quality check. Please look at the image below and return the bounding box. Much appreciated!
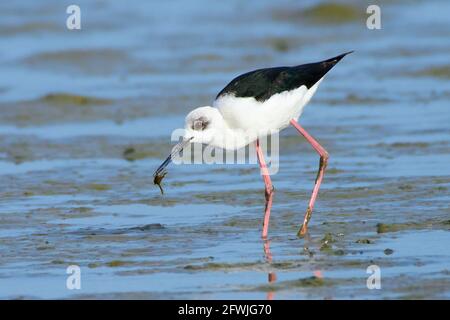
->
[0,0,449,299]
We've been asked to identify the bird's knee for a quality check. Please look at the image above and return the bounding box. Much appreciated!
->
[320,152,329,168]
[265,186,274,200]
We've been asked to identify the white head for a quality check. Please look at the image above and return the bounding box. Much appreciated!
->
[152,106,225,181]
[183,106,225,146]
[153,106,251,182]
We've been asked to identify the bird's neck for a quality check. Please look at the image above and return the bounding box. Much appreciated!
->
[213,119,257,150]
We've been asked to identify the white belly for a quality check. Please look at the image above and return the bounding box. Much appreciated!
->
[214,78,323,134]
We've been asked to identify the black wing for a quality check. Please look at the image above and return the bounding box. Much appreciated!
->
[216,51,352,102]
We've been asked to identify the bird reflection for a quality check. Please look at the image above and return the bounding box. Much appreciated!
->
[263,235,324,300]
[302,232,324,280]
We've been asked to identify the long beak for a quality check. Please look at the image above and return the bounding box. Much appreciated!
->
[153,137,193,178]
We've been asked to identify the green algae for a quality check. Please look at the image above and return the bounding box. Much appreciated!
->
[333,249,345,256]
[320,233,336,252]
[398,184,414,191]
[275,3,362,25]
[303,3,361,24]
[223,217,260,228]
[268,38,290,52]
[70,207,93,214]
[291,276,326,287]
[377,219,450,234]
[41,93,111,106]
[23,49,131,75]
[86,183,111,191]
[356,239,372,244]
[327,168,345,175]
[338,93,392,106]
[377,222,423,233]
[123,146,157,161]
[88,263,100,269]
[321,233,336,244]
[128,224,165,232]
[36,244,54,251]
[106,260,133,267]
[414,65,450,79]
[256,276,328,292]
[0,22,59,36]
[184,262,257,271]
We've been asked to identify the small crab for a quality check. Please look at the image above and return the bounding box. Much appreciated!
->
[153,170,167,195]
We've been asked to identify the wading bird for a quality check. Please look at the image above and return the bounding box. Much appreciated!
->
[154,52,352,238]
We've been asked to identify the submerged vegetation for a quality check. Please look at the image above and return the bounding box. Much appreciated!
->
[41,93,111,106]
[273,2,362,25]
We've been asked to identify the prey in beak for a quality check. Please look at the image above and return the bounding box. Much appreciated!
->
[153,137,193,194]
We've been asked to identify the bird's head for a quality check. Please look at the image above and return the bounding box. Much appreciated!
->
[183,106,223,145]
[152,106,224,193]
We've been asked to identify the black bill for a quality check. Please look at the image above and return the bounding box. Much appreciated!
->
[153,137,193,194]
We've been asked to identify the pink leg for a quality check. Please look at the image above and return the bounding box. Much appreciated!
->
[263,240,276,300]
[290,119,329,236]
[263,241,277,282]
[256,139,274,239]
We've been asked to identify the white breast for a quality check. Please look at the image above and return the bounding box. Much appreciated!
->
[214,78,323,134]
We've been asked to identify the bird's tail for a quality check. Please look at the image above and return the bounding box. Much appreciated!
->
[323,51,354,65]
[291,51,353,88]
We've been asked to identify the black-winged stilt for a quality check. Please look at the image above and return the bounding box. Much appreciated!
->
[154,51,352,238]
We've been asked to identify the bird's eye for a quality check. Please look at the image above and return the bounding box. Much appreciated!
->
[192,118,209,131]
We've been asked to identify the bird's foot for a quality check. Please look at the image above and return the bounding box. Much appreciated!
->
[297,224,308,237]
[297,207,312,237]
